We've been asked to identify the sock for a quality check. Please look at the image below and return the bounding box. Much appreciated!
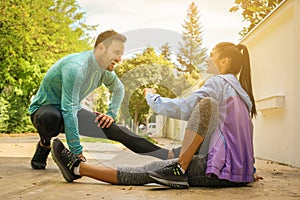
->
[168,150,174,159]
[39,141,51,149]
[177,164,186,174]
[74,166,80,175]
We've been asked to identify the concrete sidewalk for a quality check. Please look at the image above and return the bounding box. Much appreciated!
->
[0,134,299,200]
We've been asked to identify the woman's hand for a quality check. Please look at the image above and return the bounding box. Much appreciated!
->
[94,111,114,128]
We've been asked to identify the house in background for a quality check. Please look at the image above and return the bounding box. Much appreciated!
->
[241,0,300,167]
[157,0,300,168]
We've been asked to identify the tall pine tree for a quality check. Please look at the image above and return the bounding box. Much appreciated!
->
[159,43,172,61]
[177,2,207,75]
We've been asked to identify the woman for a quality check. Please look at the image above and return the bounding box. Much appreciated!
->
[51,42,257,189]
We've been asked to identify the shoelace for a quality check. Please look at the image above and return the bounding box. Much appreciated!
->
[161,164,182,176]
[61,148,79,168]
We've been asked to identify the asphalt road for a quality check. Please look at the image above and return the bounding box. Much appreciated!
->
[0,133,299,200]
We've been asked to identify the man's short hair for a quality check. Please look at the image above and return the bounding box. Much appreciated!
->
[94,30,126,48]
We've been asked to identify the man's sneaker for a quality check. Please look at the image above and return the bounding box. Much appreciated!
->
[51,138,82,182]
[31,141,51,169]
[148,162,189,189]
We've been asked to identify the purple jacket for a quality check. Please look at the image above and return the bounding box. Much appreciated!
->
[146,74,254,183]
[205,75,254,183]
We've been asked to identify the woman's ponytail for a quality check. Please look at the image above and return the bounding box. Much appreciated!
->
[237,44,257,118]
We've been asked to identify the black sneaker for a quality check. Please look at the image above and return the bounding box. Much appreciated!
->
[31,141,51,169]
[51,138,82,182]
[148,162,189,189]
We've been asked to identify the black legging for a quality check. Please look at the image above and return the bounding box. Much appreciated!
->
[30,105,169,159]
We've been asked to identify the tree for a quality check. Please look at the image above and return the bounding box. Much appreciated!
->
[177,1,207,75]
[230,0,283,36]
[115,47,192,133]
[159,43,172,61]
[0,0,96,133]
[94,86,110,115]
[80,85,109,115]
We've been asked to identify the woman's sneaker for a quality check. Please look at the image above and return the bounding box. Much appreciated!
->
[51,138,82,182]
[148,162,189,189]
[31,141,51,169]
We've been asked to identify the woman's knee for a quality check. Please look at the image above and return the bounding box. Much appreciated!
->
[187,97,219,137]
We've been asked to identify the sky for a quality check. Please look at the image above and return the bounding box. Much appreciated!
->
[77,0,246,55]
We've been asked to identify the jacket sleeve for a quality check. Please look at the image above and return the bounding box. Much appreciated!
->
[145,76,224,121]
[61,63,83,155]
[145,92,201,121]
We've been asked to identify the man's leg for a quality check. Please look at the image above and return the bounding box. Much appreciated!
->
[31,105,63,169]
[77,108,170,160]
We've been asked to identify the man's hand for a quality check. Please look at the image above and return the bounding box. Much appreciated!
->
[94,112,114,128]
[143,88,157,97]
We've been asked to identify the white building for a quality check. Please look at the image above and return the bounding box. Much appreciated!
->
[241,0,300,167]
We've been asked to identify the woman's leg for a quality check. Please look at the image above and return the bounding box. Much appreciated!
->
[78,158,177,185]
[116,155,243,187]
[77,108,170,159]
[147,97,219,188]
[53,137,243,187]
[79,155,231,187]
[186,156,246,187]
[116,159,176,185]
[178,97,219,171]
[79,162,118,184]
[52,133,175,185]
[178,130,203,171]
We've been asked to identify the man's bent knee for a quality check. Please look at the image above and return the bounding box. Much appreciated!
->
[35,107,63,138]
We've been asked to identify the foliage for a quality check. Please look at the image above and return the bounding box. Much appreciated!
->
[159,43,172,61]
[94,86,110,115]
[80,85,109,116]
[230,0,283,36]
[177,1,207,75]
[0,0,96,133]
[0,96,9,132]
[115,47,193,131]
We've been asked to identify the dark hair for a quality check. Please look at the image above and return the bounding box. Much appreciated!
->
[214,42,257,118]
[94,29,127,48]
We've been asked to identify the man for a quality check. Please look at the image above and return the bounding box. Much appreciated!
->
[29,30,172,170]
